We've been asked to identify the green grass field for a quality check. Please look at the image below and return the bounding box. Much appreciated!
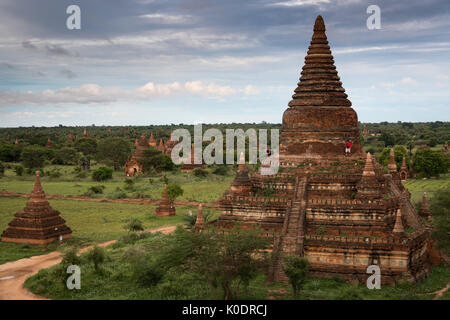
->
[0,197,220,264]
[24,231,450,300]
[403,173,450,204]
[0,164,233,202]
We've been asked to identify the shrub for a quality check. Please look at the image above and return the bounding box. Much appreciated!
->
[88,185,105,194]
[13,165,24,176]
[213,165,229,175]
[132,256,165,287]
[92,166,113,181]
[166,184,184,201]
[283,255,309,299]
[124,178,135,190]
[48,169,62,178]
[193,168,208,177]
[125,218,144,233]
[87,246,106,272]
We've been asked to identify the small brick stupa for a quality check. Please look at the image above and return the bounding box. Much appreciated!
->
[399,156,409,181]
[418,192,431,218]
[155,184,176,216]
[215,15,431,285]
[125,135,149,176]
[67,132,75,143]
[149,133,157,147]
[1,171,72,244]
[45,138,53,149]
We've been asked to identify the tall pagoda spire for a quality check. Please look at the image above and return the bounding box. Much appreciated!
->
[289,15,351,108]
[388,148,397,173]
[393,208,405,234]
[280,15,362,159]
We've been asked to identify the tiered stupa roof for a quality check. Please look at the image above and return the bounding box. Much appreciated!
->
[155,184,176,216]
[1,171,72,244]
[418,192,431,217]
[280,15,362,159]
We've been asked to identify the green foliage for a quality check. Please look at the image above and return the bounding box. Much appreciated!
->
[413,149,448,178]
[74,138,97,156]
[140,147,174,173]
[282,255,309,298]
[13,165,24,176]
[193,168,208,177]
[158,225,269,299]
[166,184,184,200]
[378,146,410,169]
[88,185,105,194]
[92,166,113,181]
[124,218,144,233]
[123,178,135,190]
[212,165,229,175]
[21,145,48,169]
[52,147,79,165]
[429,189,450,254]
[131,255,165,287]
[87,246,106,272]
[0,144,17,162]
[0,162,4,176]
[96,138,131,170]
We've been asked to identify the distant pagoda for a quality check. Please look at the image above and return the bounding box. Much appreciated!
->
[45,138,53,149]
[125,135,149,176]
[155,184,176,216]
[1,171,72,244]
[67,132,75,143]
[215,15,432,285]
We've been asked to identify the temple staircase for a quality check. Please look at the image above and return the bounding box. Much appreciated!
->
[388,177,423,229]
[269,176,308,282]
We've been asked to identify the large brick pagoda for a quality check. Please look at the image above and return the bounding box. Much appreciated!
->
[215,15,432,285]
[1,171,72,245]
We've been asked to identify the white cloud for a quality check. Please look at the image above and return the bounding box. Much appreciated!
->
[243,85,260,95]
[399,77,418,86]
[0,81,260,107]
[270,0,330,7]
[139,14,193,24]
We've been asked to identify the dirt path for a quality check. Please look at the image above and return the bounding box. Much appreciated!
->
[0,225,177,300]
[431,283,450,300]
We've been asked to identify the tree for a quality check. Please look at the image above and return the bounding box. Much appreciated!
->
[74,138,97,168]
[413,149,448,178]
[429,189,450,255]
[379,132,395,147]
[166,184,184,201]
[96,138,131,170]
[140,147,174,173]
[21,145,48,169]
[13,165,24,176]
[0,162,4,176]
[158,225,269,299]
[52,147,79,165]
[282,255,309,299]
[92,166,113,181]
[0,144,15,162]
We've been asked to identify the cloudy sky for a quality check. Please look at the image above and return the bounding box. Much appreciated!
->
[0,0,449,127]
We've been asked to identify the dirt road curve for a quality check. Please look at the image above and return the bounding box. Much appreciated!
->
[0,225,176,300]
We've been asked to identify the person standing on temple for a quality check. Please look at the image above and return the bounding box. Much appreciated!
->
[345,140,352,156]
